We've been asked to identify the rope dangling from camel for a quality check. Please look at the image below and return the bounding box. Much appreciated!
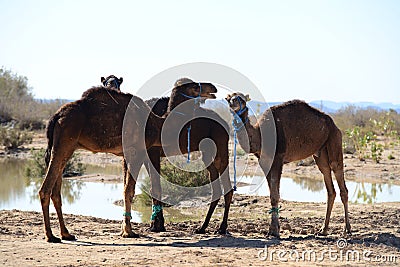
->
[187,125,192,163]
[233,126,238,191]
[231,111,249,192]
[184,83,202,164]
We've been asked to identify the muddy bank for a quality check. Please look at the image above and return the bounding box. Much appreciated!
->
[1,195,399,266]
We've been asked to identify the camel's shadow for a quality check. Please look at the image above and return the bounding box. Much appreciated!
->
[64,232,400,250]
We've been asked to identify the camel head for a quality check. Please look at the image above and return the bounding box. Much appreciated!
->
[173,78,217,101]
[225,92,250,114]
[101,75,123,90]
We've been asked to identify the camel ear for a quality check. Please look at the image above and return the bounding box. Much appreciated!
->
[245,94,251,101]
[101,77,105,83]
[119,77,123,84]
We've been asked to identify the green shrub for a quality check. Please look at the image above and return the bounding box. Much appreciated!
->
[0,68,66,129]
[370,141,383,163]
[0,125,32,150]
[25,148,86,178]
[138,158,210,206]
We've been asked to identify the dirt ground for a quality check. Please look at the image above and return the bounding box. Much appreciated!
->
[1,132,400,266]
[1,196,399,266]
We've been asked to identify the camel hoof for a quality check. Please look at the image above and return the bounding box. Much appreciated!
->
[61,234,77,241]
[215,228,228,235]
[342,229,352,238]
[149,225,166,232]
[216,229,231,236]
[268,228,280,239]
[121,231,139,238]
[47,235,62,243]
[316,229,328,236]
[194,228,206,234]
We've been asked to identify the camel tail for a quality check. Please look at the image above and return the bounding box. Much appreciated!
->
[45,113,59,167]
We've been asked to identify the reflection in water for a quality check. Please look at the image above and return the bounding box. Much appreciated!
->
[0,158,27,204]
[352,182,387,204]
[290,176,325,192]
[1,159,400,221]
[26,176,85,205]
[237,175,400,204]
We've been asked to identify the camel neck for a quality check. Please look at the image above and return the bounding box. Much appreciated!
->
[167,92,200,113]
[233,109,261,154]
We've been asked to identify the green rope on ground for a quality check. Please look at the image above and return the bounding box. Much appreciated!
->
[123,212,132,218]
[151,205,163,221]
[268,206,281,215]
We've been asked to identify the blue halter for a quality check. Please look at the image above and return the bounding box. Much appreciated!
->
[179,82,202,104]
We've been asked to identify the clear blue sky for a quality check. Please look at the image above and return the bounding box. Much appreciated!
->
[1,0,399,103]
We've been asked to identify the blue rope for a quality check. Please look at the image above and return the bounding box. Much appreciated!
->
[233,127,238,191]
[231,111,249,192]
[180,82,202,163]
[187,125,191,163]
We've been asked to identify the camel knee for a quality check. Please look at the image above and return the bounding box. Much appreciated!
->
[39,190,51,206]
[340,190,348,202]
[330,161,343,172]
[328,189,336,200]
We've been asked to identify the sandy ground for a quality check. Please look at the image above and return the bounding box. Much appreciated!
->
[1,196,399,266]
[1,132,400,266]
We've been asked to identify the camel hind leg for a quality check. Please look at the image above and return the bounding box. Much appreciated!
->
[51,175,76,241]
[313,147,336,236]
[215,155,233,235]
[39,139,76,242]
[121,158,142,238]
[326,128,351,236]
[195,161,221,234]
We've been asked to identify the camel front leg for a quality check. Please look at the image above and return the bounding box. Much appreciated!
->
[145,148,165,232]
[261,158,282,238]
[216,160,233,235]
[121,161,140,238]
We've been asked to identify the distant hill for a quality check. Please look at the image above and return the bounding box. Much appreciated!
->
[246,100,400,115]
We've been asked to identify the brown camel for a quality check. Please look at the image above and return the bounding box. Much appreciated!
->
[226,93,351,238]
[143,79,233,234]
[40,86,164,242]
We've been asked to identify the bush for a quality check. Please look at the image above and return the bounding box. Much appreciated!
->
[0,125,32,150]
[25,148,86,178]
[138,158,210,206]
[0,67,67,129]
